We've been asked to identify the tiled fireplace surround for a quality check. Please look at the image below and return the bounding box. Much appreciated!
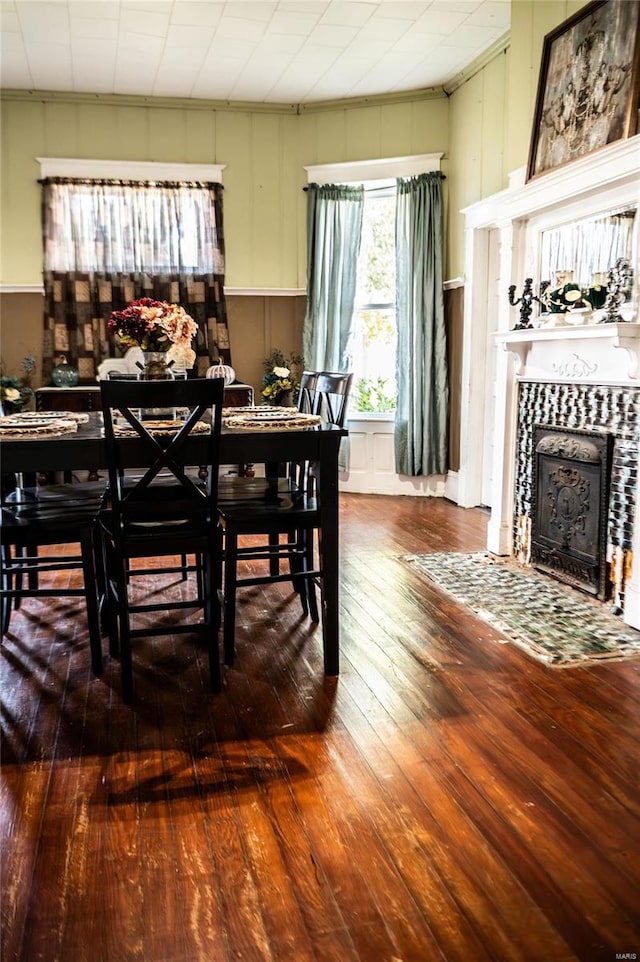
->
[456,135,640,629]
[514,380,637,611]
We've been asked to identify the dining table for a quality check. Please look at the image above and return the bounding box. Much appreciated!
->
[0,411,347,676]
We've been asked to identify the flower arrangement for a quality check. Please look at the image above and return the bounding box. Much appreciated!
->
[1,353,35,415]
[108,298,198,369]
[540,280,609,314]
[540,281,585,313]
[261,349,303,405]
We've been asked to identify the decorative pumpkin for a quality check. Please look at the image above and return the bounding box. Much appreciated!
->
[206,359,236,385]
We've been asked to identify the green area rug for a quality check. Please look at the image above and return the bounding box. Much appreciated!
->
[403,551,640,668]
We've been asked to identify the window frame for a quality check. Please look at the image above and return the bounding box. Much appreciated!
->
[304,154,443,419]
[37,157,225,182]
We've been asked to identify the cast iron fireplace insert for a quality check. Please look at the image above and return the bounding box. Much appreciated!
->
[531,425,613,600]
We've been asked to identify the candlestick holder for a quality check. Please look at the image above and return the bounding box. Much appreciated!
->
[599,258,633,324]
[508,278,544,330]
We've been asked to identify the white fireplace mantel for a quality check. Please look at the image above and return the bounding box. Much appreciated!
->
[496,322,640,382]
[457,134,640,629]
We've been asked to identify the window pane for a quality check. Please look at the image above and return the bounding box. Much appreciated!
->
[45,181,222,274]
[355,192,396,305]
[351,307,397,412]
[351,190,397,413]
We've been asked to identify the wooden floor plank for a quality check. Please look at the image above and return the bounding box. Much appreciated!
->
[2,495,640,962]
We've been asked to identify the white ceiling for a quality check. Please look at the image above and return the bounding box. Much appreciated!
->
[1,0,509,105]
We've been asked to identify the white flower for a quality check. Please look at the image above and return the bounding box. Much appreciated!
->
[564,287,583,303]
[167,342,196,370]
[273,366,290,378]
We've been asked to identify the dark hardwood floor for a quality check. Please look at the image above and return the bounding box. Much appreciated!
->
[2,494,639,962]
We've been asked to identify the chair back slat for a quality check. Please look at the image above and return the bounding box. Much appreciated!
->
[100,377,225,535]
[297,371,319,414]
[312,372,353,428]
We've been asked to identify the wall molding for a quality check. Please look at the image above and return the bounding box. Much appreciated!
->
[2,85,446,115]
[2,88,298,114]
[443,33,510,95]
[226,288,305,297]
[0,284,306,297]
[305,153,443,185]
[37,157,225,182]
[0,285,43,294]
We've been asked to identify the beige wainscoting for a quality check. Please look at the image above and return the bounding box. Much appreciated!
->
[0,291,43,385]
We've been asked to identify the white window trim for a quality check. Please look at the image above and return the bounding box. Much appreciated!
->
[37,157,225,182]
[304,153,442,185]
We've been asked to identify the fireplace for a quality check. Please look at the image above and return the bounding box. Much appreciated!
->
[457,134,640,628]
[531,426,613,600]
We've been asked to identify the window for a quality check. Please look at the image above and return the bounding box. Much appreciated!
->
[43,179,223,276]
[350,185,397,413]
[304,154,442,417]
[38,159,231,381]
[39,157,226,275]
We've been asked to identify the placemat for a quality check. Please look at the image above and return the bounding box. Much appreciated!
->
[222,406,298,416]
[0,416,79,438]
[222,410,321,431]
[113,419,211,437]
[12,410,90,424]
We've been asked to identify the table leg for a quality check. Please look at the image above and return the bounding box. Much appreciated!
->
[317,441,340,676]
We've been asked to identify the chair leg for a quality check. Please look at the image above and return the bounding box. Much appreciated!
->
[100,537,120,658]
[268,533,280,577]
[25,543,39,593]
[195,552,205,602]
[93,526,110,638]
[203,543,221,692]
[212,530,223,633]
[80,529,103,676]
[113,556,133,703]
[289,541,309,616]
[1,544,13,636]
[8,544,27,611]
[223,530,238,667]
[304,529,319,623]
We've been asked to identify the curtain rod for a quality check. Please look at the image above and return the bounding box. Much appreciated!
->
[38,177,224,189]
[303,173,446,191]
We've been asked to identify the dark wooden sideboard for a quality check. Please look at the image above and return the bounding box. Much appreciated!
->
[36,382,254,412]
[36,386,101,412]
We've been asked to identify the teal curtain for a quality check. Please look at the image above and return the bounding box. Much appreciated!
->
[394,172,448,476]
[302,184,364,372]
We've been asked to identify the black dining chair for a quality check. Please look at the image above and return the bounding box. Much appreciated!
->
[1,475,108,675]
[104,368,191,581]
[218,370,352,668]
[98,377,225,702]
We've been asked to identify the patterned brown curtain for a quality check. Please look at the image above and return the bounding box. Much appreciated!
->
[42,270,230,384]
[41,179,231,384]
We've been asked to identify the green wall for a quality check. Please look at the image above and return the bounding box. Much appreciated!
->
[447,0,585,278]
[0,93,448,289]
[1,1,585,289]
[0,0,590,397]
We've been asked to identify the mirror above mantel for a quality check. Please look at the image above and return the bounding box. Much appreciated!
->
[538,206,636,319]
